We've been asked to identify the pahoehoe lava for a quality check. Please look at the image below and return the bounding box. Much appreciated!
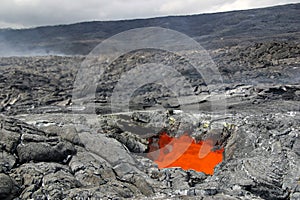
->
[0,3,300,200]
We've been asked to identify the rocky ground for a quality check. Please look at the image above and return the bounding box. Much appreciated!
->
[0,40,299,199]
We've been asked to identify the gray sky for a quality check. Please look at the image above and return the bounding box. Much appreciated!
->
[0,0,299,29]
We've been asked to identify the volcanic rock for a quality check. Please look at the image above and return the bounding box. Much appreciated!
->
[0,50,298,200]
[0,4,299,199]
[0,174,16,200]
[17,141,76,163]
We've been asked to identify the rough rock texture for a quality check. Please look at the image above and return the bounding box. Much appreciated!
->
[0,15,299,200]
[0,107,299,199]
[0,173,18,200]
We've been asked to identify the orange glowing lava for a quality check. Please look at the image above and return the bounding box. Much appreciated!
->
[147,132,224,175]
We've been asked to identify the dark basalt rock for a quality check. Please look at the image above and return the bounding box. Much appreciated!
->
[0,23,299,199]
[0,52,298,199]
[17,141,76,163]
[0,174,14,199]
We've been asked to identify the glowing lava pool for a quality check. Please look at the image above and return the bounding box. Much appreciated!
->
[147,132,224,175]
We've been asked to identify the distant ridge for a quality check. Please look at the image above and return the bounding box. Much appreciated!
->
[0,3,299,56]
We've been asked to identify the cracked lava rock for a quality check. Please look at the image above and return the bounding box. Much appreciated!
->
[0,5,300,198]
[0,44,299,199]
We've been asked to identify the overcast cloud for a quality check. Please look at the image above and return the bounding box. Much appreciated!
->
[0,0,299,28]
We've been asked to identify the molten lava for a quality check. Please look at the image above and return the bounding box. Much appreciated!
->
[148,132,224,175]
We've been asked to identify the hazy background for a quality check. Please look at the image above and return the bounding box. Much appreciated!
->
[1,0,300,28]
